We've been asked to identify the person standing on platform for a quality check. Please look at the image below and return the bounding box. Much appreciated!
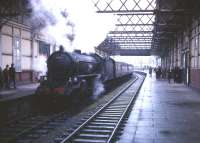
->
[0,66,3,90]
[9,63,16,89]
[149,66,153,77]
[167,69,172,83]
[3,65,10,89]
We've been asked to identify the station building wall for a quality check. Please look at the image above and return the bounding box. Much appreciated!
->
[0,20,55,83]
[189,16,200,90]
[161,14,200,90]
[0,22,35,82]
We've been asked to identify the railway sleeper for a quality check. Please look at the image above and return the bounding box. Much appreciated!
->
[103,110,124,113]
[15,139,33,143]
[107,105,127,108]
[100,112,123,115]
[82,129,112,134]
[54,137,65,143]
[78,133,110,139]
[95,116,119,120]
[111,103,129,106]
[99,113,122,117]
[35,129,49,134]
[25,133,40,139]
[73,138,106,143]
[104,108,125,111]
[103,109,124,112]
[86,125,115,130]
[89,122,116,126]
[42,126,55,130]
[93,119,118,123]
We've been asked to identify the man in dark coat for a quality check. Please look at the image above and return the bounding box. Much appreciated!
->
[167,69,172,83]
[3,65,9,89]
[9,64,16,89]
[149,66,152,77]
[0,66,3,89]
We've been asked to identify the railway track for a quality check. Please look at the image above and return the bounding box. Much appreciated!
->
[57,74,143,143]
[0,111,71,143]
[0,73,144,143]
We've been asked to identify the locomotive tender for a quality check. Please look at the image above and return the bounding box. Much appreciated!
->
[36,46,134,101]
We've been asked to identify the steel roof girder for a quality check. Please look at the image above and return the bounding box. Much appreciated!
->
[109,30,153,34]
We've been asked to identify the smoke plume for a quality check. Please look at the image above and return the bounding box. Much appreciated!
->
[92,77,105,100]
[33,55,47,79]
[29,0,116,53]
[30,0,75,51]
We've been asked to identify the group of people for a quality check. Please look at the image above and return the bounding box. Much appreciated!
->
[166,67,183,83]
[149,66,183,84]
[0,64,16,90]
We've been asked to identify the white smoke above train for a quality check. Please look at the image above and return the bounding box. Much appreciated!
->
[30,0,75,51]
[29,0,116,52]
[29,0,115,97]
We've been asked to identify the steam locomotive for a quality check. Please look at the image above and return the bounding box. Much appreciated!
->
[35,46,134,102]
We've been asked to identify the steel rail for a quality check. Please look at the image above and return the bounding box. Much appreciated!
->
[107,76,142,142]
[60,75,139,143]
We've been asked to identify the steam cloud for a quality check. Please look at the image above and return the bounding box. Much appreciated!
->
[33,55,47,79]
[30,0,75,51]
[92,77,105,100]
[29,0,116,53]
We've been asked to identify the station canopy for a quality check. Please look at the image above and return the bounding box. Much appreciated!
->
[0,0,197,56]
[94,0,195,56]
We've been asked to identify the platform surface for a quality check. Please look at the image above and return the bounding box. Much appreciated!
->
[0,83,39,102]
[118,74,200,143]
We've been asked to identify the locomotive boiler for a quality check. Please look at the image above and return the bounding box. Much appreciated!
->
[35,46,134,102]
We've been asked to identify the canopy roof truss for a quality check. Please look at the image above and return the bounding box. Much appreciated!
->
[93,0,156,56]
[94,0,196,56]
[152,0,194,53]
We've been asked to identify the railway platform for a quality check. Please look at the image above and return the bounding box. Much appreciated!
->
[0,83,39,102]
[118,73,200,143]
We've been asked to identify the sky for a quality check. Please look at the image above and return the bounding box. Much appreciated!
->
[65,0,117,53]
[112,56,158,67]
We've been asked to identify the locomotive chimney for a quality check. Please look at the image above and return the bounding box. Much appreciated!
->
[59,45,64,52]
[74,49,81,54]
